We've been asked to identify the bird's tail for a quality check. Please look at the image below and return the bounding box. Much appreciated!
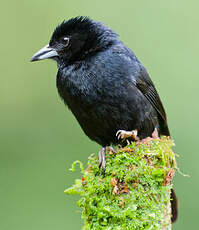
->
[171,188,178,223]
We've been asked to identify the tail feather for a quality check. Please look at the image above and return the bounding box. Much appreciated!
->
[171,188,178,223]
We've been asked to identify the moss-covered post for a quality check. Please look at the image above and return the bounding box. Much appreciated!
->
[65,136,176,230]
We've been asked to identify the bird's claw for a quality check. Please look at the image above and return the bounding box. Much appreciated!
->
[116,129,139,141]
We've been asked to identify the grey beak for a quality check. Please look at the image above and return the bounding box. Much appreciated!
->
[30,44,58,62]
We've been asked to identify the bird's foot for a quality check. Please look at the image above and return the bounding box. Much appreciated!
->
[116,129,139,141]
[152,128,159,139]
[98,146,115,170]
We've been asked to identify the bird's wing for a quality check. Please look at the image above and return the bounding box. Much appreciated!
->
[133,65,170,136]
[136,67,166,120]
[112,45,169,135]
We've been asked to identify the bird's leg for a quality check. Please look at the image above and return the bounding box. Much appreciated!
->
[98,146,115,170]
[116,129,139,141]
[98,147,106,170]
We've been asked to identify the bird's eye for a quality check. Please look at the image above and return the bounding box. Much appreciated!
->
[61,37,70,46]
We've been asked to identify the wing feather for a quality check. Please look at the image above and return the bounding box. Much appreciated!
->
[135,66,170,136]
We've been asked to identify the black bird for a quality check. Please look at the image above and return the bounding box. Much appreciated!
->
[30,16,177,222]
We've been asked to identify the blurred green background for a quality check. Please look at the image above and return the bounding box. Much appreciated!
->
[1,0,198,229]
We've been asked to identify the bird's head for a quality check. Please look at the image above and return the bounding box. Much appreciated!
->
[30,16,118,66]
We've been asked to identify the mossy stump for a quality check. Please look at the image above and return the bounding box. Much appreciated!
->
[65,136,176,230]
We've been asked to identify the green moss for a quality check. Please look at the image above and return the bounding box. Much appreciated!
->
[65,137,176,230]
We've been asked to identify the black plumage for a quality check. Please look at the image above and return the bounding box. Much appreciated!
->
[54,17,169,145]
[30,16,177,222]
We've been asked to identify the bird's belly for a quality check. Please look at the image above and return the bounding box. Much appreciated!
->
[69,102,121,146]
[58,82,158,146]
[65,96,147,146]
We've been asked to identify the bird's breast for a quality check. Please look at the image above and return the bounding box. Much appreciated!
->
[56,65,100,109]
